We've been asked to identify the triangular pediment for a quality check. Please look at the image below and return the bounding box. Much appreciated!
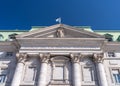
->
[16,24,104,38]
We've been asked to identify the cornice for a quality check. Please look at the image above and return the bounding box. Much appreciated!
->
[16,24,104,38]
[17,38,105,40]
[0,41,12,45]
[105,42,120,45]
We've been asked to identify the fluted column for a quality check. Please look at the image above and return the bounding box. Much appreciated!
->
[70,53,81,86]
[93,53,108,86]
[38,53,50,86]
[11,53,27,86]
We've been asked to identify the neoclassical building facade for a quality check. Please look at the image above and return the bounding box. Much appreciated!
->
[0,24,120,86]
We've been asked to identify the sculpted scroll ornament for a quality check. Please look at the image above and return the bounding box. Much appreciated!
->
[16,53,28,63]
[93,53,104,63]
[70,53,81,63]
[39,53,50,63]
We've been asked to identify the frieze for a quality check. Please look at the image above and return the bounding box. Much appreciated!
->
[21,47,101,50]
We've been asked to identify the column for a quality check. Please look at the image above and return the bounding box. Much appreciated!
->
[11,53,27,86]
[38,53,50,86]
[70,53,81,86]
[93,53,108,86]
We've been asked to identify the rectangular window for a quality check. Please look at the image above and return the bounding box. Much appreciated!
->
[0,75,6,83]
[83,67,94,82]
[0,68,7,83]
[23,65,37,82]
[108,52,115,57]
[53,66,64,80]
[112,69,120,83]
[6,52,13,57]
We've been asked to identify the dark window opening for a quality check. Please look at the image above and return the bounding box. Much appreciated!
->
[108,52,115,57]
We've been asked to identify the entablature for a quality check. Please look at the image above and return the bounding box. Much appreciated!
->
[17,38,105,48]
[0,41,18,52]
[103,42,120,52]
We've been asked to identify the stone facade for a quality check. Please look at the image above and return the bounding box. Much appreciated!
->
[0,24,120,86]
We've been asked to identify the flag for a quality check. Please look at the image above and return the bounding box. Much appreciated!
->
[56,17,61,24]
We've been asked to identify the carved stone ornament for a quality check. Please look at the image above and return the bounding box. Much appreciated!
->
[39,53,50,63]
[16,53,28,63]
[93,53,104,63]
[57,28,64,38]
[70,53,81,63]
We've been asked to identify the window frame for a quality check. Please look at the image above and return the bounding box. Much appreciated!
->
[23,65,37,82]
[52,65,65,81]
[0,74,6,83]
[0,67,8,84]
[82,65,95,83]
[50,56,71,84]
[110,68,120,84]
[6,52,13,57]
[108,52,115,57]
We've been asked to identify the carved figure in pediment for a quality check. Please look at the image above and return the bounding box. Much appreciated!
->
[57,28,64,38]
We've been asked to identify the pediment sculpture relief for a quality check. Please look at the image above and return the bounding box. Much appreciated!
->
[56,28,64,38]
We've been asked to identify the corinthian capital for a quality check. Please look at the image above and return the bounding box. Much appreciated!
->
[39,53,50,63]
[93,53,104,63]
[70,53,81,63]
[16,53,28,63]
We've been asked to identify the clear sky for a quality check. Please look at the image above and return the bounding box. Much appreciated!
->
[0,0,120,30]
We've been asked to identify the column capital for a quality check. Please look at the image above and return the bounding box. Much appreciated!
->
[16,53,28,63]
[93,53,104,63]
[70,53,81,63]
[39,53,50,63]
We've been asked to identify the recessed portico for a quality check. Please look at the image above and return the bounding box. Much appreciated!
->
[11,51,108,86]
[10,24,109,86]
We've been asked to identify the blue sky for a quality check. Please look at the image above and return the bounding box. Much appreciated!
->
[0,0,120,30]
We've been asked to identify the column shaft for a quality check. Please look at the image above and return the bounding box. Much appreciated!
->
[38,53,50,86]
[38,62,48,86]
[73,62,81,86]
[70,53,81,86]
[94,53,108,86]
[11,53,27,86]
[11,62,24,86]
[96,63,108,86]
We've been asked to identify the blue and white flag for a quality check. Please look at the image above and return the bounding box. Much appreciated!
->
[56,17,61,24]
